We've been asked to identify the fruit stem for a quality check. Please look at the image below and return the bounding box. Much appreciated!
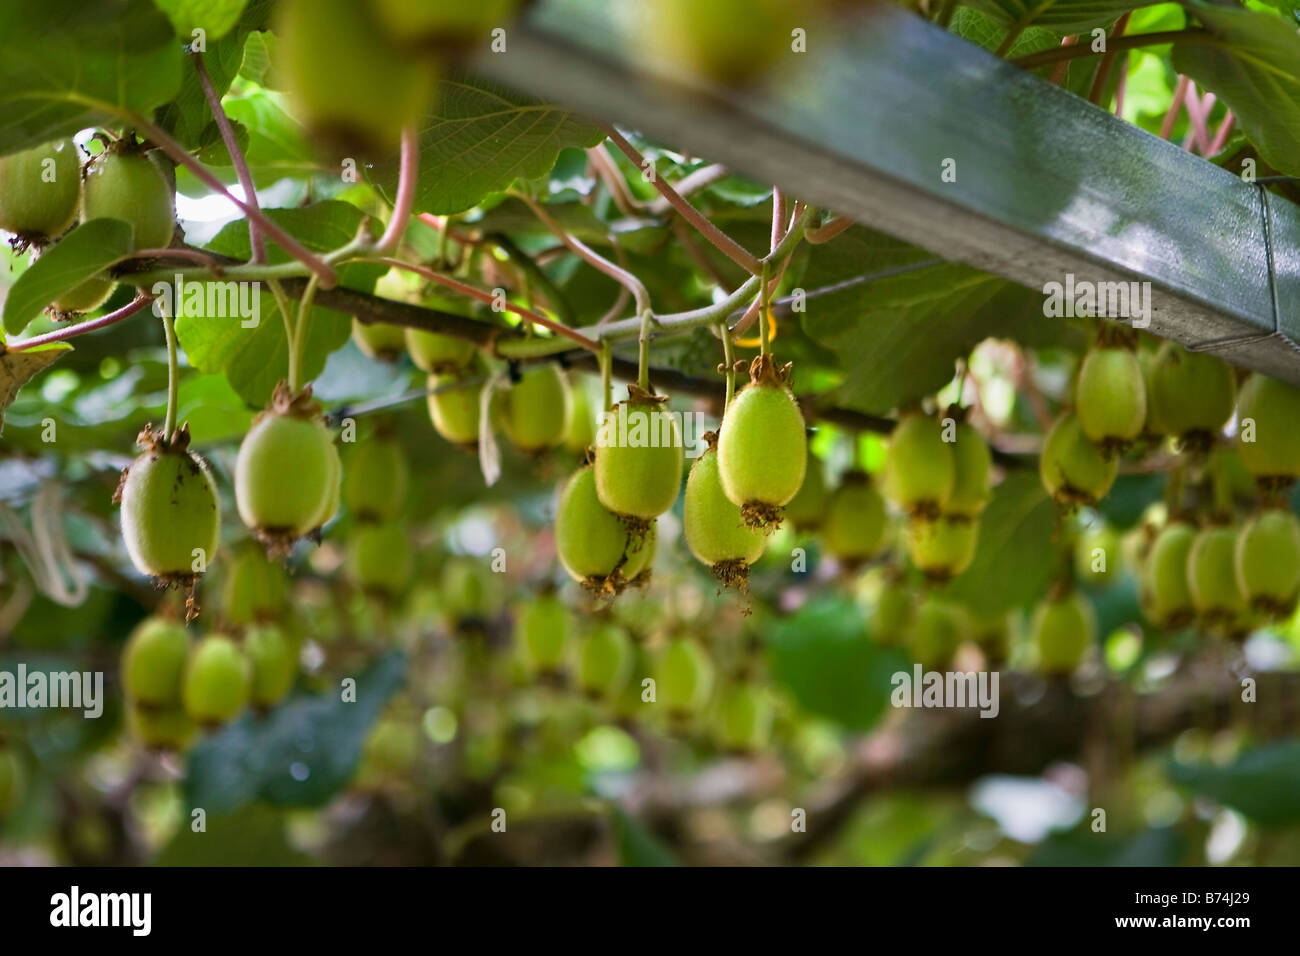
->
[1010,29,1205,70]
[600,123,763,276]
[6,295,156,351]
[368,257,599,351]
[268,278,296,379]
[375,126,419,256]
[804,215,855,244]
[600,339,613,412]
[411,204,816,361]
[758,260,772,358]
[637,309,653,392]
[289,274,320,394]
[994,24,1025,57]
[160,299,179,442]
[191,50,265,264]
[512,189,651,317]
[719,320,736,412]
[488,232,578,326]
[123,110,338,288]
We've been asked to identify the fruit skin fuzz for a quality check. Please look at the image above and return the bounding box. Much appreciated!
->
[884,412,955,519]
[115,422,220,603]
[234,382,341,557]
[1075,341,1146,456]
[1039,411,1117,508]
[684,432,766,591]
[717,355,807,532]
[0,138,80,246]
[820,470,886,570]
[593,384,684,534]
[555,465,653,596]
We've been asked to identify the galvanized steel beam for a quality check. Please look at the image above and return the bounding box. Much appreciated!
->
[473,1,1300,383]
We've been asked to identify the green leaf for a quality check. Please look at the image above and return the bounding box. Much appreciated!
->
[800,232,1070,414]
[154,803,314,866]
[0,0,183,154]
[175,200,386,406]
[765,597,907,732]
[965,0,1162,32]
[948,7,1063,57]
[183,650,406,815]
[948,473,1060,617]
[611,807,679,867]
[3,219,135,335]
[195,117,250,165]
[1168,740,1300,826]
[380,76,606,215]
[1173,2,1300,178]
[152,0,250,40]
[155,13,253,150]
[0,343,71,435]
[237,30,278,87]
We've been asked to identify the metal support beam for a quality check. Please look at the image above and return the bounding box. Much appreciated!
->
[474,1,1300,384]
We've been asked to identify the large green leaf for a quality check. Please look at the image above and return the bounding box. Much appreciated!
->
[0,0,183,154]
[948,473,1060,617]
[183,650,406,814]
[3,219,136,335]
[966,0,1163,32]
[175,200,386,406]
[800,230,1068,414]
[948,7,1063,57]
[379,76,606,215]
[765,597,907,732]
[1168,740,1300,826]
[1173,2,1300,178]
[154,1,273,151]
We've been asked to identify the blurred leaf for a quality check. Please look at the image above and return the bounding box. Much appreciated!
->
[0,343,71,434]
[1173,2,1300,178]
[1087,572,1144,641]
[611,807,679,867]
[3,220,135,336]
[183,650,406,814]
[154,803,313,866]
[1169,740,1300,826]
[1095,471,1164,530]
[766,597,907,732]
[1029,826,1183,865]
[152,0,249,40]
[222,90,319,187]
[948,473,1059,617]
